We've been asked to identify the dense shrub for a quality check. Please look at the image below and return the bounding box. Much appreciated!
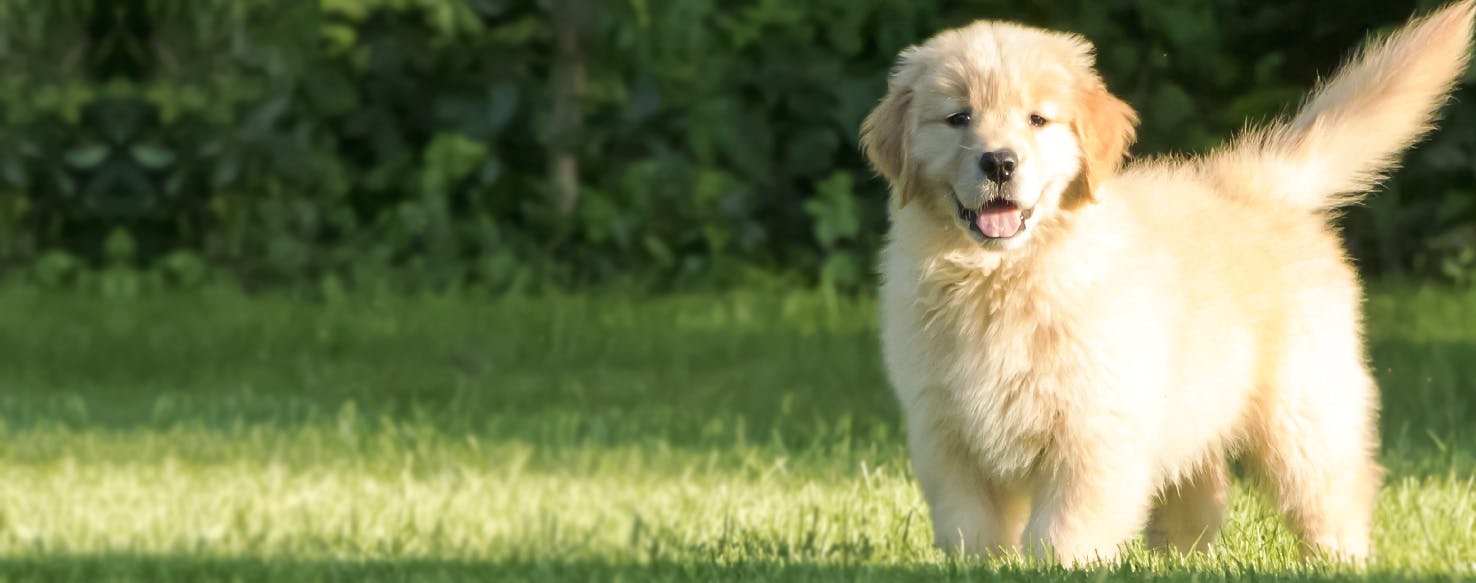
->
[0,0,1473,293]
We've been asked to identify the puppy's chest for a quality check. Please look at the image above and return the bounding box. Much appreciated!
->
[916,279,1086,474]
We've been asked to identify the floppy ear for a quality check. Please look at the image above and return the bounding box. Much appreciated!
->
[861,50,926,206]
[1073,77,1138,201]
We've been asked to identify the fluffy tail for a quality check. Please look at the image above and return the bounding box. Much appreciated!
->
[1207,1,1474,211]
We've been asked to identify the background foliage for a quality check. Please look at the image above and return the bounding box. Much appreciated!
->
[1,0,1474,293]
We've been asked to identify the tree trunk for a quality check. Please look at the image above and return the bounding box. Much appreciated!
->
[547,0,587,221]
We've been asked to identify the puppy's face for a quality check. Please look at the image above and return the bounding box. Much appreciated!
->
[862,22,1137,251]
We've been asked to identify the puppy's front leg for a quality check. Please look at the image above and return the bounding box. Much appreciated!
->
[1024,441,1157,565]
[907,418,1030,556]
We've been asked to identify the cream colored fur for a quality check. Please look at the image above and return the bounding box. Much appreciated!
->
[862,2,1474,565]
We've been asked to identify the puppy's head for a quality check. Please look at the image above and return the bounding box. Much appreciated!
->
[861,21,1137,250]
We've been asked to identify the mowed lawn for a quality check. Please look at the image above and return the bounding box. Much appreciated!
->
[0,287,1473,581]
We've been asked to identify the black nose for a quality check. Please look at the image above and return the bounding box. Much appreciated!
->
[979,149,1018,183]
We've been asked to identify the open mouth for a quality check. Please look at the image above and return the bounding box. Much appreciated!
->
[956,198,1032,239]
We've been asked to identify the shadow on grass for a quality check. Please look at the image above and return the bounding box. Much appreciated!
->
[0,291,1472,479]
[0,555,1445,583]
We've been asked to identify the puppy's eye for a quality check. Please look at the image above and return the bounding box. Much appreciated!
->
[1029,113,1049,127]
[945,111,971,128]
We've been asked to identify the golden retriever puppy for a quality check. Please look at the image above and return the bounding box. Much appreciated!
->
[862,1,1474,565]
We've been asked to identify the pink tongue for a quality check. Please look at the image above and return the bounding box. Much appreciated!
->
[976,207,1021,238]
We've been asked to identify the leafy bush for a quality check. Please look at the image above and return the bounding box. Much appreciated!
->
[0,0,1472,293]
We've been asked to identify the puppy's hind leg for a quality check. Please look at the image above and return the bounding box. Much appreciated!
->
[1249,351,1381,561]
[1146,456,1230,553]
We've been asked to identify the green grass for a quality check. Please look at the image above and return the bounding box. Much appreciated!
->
[0,286,1473,581]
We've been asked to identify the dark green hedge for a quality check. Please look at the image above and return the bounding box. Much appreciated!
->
[2,0,1474,293]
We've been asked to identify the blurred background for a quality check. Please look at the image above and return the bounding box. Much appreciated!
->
[5,0,1475,295]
